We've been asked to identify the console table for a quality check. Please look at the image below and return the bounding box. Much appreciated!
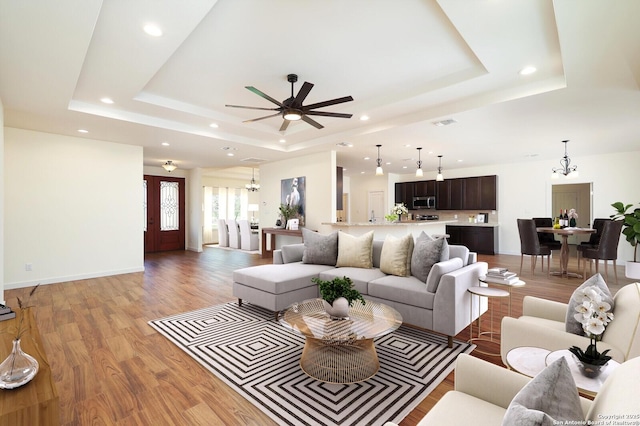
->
[0,309,59,425]
[261,227,304,258]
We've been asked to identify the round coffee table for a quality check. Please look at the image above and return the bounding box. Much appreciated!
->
[279,298,402,384]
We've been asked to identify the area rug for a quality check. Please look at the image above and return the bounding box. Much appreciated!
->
[149,302,475,426]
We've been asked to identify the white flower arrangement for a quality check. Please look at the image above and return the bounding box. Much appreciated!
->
[568,208,579,219]
[569,285,614,365]
[391,203,408,216]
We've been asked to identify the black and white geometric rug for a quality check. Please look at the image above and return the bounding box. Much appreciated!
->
[149,302,474,426]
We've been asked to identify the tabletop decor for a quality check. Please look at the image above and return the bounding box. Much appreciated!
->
[0,285,40,389]
[568,285,614,378]
[568,208,578,227]
[391,203,408,222]
[312,276,365,319]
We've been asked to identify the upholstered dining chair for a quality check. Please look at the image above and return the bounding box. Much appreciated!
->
[582,219,624,284]
[576,218,607,268]
[218,219,229,247]
[227,219,241,249]
[238,219,259,251]
[517,219,551,276]
[532,217,562,251]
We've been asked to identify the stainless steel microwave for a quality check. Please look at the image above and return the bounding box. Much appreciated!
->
[412,196,436,209]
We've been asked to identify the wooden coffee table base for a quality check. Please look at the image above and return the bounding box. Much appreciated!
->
[300,337,379,384]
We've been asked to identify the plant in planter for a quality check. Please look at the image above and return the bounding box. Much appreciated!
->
[610,201,640,279]
[311,276,365,319]
[278,203,299,228]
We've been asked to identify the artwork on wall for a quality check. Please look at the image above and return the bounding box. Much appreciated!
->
[281,176,305,226]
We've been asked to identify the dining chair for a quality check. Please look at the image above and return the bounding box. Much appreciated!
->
[238,219,259,251]
[582,220,624,284]
[218,219,229,247]
[532,217,562,251]
[576,218,607,269]
[517,219,551,276]
[227,219,241,249]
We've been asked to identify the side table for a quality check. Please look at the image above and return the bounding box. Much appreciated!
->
[467,286,510,356]
[478,276,526,317]
[506,346,620,397]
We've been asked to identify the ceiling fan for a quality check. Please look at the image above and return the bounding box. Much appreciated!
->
[225,74,354,131]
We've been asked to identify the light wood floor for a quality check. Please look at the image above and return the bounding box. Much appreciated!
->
[3,247,635,425]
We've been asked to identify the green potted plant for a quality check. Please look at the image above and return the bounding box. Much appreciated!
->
[610,202,640,279]
[278,203,299,228]
[311,276,365,319]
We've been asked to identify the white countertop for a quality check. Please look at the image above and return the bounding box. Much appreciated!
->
[323,220,459,226]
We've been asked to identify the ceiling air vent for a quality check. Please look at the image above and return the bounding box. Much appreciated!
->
[432,119,457,127]
[241,157,267,163]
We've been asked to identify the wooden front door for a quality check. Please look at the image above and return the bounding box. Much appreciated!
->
[144,175,186,253]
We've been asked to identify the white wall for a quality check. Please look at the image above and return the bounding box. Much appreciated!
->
[259,150,336,244]
[0,99,4,302]
[4,128,144,289]
[348,173,392,223]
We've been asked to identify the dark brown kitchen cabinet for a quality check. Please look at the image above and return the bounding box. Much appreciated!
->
[463,175,497,210]
[394,182,415,208]
[446,225,499,255]
[415,180,435,197]
[437,179,463,210]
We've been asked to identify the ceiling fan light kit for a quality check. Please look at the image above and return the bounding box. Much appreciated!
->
[225,73,353,131]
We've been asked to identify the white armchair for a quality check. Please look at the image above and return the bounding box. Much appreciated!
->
[501,282,640,364]
[227,219,240,249]
[218,219,229,247]
[238,219,258,251]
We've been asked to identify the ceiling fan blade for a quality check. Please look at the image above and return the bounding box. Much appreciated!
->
[303,96,353,110]
[305,111,353,119]
[245,86,284,107]
[301,115,324,129]
[242,112,282,123]
[279,119,291,132]
[292,82,314,108]
[225,104,281,111]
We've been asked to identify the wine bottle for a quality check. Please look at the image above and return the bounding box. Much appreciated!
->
[559,209,564,227]
[563,209,569,228]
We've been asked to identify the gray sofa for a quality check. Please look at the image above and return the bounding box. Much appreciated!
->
[233,234,488,347]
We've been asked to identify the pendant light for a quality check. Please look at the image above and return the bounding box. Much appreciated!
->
[162,160,177,172]
[415,147,423,177]
[375,144,384,176]
[551,140,579,179]
[436,155,444,181]
[245,168,260,192]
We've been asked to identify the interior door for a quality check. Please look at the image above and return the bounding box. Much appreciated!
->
[368,190,385,222]
[144,175,186,252]
[552,182,591,245]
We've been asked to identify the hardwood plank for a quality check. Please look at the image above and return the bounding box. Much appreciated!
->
[3,246,635,425]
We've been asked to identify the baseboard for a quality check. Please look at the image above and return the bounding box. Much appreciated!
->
[3,266,145,290]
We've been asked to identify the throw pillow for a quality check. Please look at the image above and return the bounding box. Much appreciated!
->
[565,273,614,335]
[336,231,374,268]
[502,357,583,426]
[425,257,463,293]
[379,234,414,277]
[301,228,338,266]
[411,235,444,282]
[416,231,449,261]
[281,244,304,263]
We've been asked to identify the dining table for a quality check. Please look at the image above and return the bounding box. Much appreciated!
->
[536,227,596,278]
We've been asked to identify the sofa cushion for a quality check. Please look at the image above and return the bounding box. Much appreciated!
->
[301,228,338,266]
[501,357,583,426]
[411,235,445,282]
[281,244,304,263]
[565,273,613,336]
[336,230,374,268]
[425,257,464,293]
[380,234,414,277]
[233,263,334,294]
[318,267,387,295]
[368,275,435,309]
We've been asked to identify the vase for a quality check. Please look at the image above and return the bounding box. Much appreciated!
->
[572,354,605,379]
[0,339,39,389]
[322,298,350,320]
[569,218,577,227]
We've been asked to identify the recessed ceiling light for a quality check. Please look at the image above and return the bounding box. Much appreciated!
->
[519,66,537,75]
[360,115,369,121]
[360,171,366,174]
[457,159,464,162]
[227,153,234,157]
[402,166,408,169]
[143,24,163,37]
[209,123,219,128]
[77,129,88,133]
[162,142,170,146]
[404,144,411,147]
[100,97,114,104]
[363,156,370,160]
[386,162,391,165]
[279,139,286,143]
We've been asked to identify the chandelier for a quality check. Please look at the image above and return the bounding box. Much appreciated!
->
[551,140,578,179]
[245,168,260,192]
